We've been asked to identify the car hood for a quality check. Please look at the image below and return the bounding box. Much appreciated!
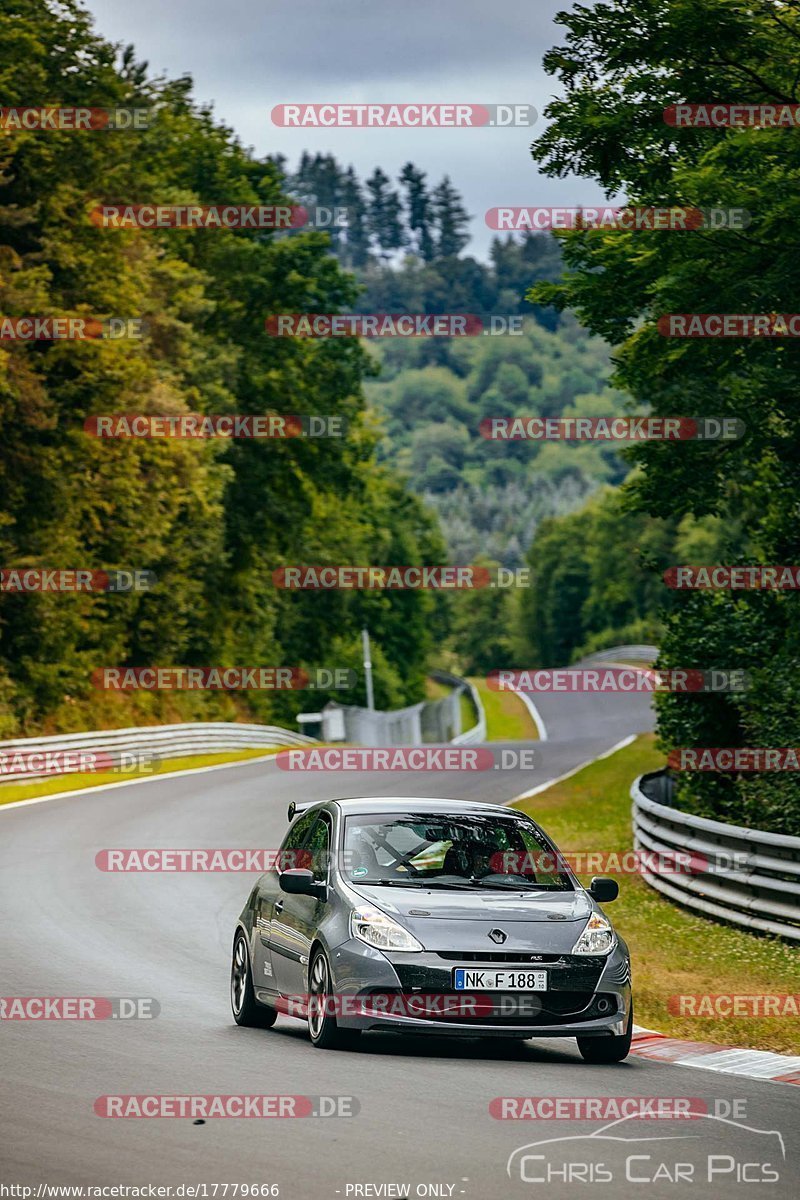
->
[351,885,595,953]
[354,884,590,922]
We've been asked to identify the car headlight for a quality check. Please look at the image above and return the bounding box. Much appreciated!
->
[572,912,616,955]
[350,906,424,952]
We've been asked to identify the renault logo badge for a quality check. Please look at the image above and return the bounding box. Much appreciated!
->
[488,928,507,944]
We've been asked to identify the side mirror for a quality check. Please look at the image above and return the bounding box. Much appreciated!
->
[279,868,326,900]
[589,876,619,903]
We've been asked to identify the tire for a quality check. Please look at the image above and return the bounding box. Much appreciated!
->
[307,948,361,1050]
[231,931,277,1028]
[576,1007,632,1063]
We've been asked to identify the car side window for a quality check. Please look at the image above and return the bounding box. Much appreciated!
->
[278,811,317,870]
[305,816,331,880]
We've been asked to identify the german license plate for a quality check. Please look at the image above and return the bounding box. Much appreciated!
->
[453,968,547,991]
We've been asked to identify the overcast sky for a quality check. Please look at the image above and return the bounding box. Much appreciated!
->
[85,0,608,258]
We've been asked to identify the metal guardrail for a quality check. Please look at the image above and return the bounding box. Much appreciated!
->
[429,671,487,745]
[324,670,486,748]
[0,722,316,782]
[584,645,659,663]
[326,700,429,747]
[1,669,487,781]
[632,770,800,941]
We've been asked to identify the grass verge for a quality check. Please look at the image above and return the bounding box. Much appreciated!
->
[459,688,476,733]
[469,676,539,741]
[512,734,799,1054]
[0,747,280,808]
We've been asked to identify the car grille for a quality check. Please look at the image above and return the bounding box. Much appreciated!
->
[391,958,605,993]
[357,987,619,1027]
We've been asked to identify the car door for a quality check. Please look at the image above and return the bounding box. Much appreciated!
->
[270,813,332,998]
[252,810,317,992]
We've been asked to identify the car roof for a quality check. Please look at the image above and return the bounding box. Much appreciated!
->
[329,796,522,816]
[286,795,537,828]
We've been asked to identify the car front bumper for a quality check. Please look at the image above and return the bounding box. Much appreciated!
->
[329,939,632,1038]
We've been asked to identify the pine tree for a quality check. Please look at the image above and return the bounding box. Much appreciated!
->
[399,162,435,262]
[365,167,406,261]
[339,165,371,267]
[432,176,471,258]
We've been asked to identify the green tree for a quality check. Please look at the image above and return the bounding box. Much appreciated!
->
[518,489,674,667]
[432,175,471,258]
[339,165,371,268]
[450,559,516,674]
[528,0,800,832]
[0,0,446,734]
[365,167,406,261]
[399,162,435,262]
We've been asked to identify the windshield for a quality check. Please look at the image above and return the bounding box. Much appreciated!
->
[342,812,572,891]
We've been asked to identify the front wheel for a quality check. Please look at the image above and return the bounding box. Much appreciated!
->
[231,932,277,1028]
[308,948,361,1050]
[576,1007,632,1063]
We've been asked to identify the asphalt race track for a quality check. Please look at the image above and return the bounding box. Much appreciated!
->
[1,686,798,1198]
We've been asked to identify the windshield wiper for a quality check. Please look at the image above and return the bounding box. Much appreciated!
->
[353,876,562,893]
[354,877,484,891]
[420,875,564,892]
[354,878,427,887]
[472,877,565,891]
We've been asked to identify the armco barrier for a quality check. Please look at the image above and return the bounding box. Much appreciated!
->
[583,644,659,663]
[429,670,486,745]
[323,670,486,748]
[325,700,428,747]
[0,722,316,782]
[632,770,800,941]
